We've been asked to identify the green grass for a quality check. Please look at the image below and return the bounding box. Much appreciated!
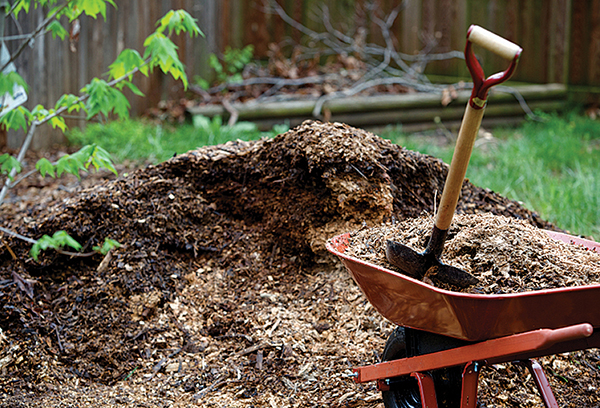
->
[67,116,288,164]
[382,112,600,239]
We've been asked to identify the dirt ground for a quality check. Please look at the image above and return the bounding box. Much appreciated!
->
[0,121,598,407]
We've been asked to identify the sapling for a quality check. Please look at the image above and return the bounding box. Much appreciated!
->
[0,0,203,260]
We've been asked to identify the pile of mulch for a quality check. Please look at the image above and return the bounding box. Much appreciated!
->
[0,121,598,407]
[346,213,600,294]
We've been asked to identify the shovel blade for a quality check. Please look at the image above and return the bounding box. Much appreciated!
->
[426,264,479,289]
[385,240,428,279]
[386,240,479,288]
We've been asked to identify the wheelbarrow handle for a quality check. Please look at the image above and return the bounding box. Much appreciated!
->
[434,27,522,232]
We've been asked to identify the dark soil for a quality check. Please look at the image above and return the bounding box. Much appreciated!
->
[0,121,597,407]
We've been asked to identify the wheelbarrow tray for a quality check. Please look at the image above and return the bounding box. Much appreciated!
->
[327,230,600,342]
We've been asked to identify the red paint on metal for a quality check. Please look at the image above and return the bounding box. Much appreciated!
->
[460,362,480,408]
[326,231,600,341]
[465,27,522,109]
[521,360,559,408]
[376,378,389,392]
[352,324,592,384]
[411,372,438,408]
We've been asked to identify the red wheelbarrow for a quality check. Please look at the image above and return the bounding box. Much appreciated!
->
[327,230,600,407]
[326,25,600,408]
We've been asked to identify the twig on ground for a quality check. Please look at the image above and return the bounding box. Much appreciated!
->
[11,270,35,299]
[51,322,64,353]
[194,377,241,400]
[200,1,539,123]
[1,237,17,260]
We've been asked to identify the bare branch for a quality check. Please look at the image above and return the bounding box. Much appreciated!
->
[312,77,455,117]
[0,226,38,245]
[320,5,354,46]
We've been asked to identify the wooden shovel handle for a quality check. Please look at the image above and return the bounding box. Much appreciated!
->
[435,27,521,231]
[435,103,485,231]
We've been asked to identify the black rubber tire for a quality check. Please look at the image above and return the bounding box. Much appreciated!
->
[381,327,421,408]
[381,326,466,408]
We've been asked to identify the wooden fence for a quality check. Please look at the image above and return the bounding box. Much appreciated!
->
[236,0,575,84]
[214,0,600,88]
[5,0,212,149]
[4,0,600,149]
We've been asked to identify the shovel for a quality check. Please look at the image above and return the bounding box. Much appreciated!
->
[386,25,522,288]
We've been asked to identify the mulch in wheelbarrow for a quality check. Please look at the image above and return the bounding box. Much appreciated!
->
[0,121,598,407]
[346,213,600,294]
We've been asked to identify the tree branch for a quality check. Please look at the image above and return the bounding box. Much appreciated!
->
[0,226,38,244]
[0,60,150,206]
[0,0,74,73]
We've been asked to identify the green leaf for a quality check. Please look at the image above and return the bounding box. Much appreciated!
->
[143,33,188,89]
[157,9,203,37]
[227,73,243,85]
[12,0,32,18]
[31,104,50,121]
[0,107,32,132]
[30,237,47,261]
[89,145,118,175]
[36,158,56,178]
[56,149,88,179]
[55,94,85,113]
[54,230,82,251]
[208,54,222,73]
[92,238,121,255]
[55,144,117,178]
[49,115,67,131]
[47,20,68,40]
[108,49,148,81]
[68,0,116,20]
[83,78,130,120]
[194,76,210,90]
[0,154,22,180]
[30,230,82,261]
[0,72,29,97]
[110,89,131,120]
[31,105,68,129]
[122,81,145,97]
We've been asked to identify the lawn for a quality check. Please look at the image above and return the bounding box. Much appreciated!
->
[68,111,599,239]
[382,111,600,239]
[67,116,288,164]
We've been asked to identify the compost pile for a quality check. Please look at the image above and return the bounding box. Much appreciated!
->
[346,213,600,294]
[0,121,598,407]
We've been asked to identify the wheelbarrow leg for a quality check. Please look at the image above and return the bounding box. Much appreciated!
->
[411,372,438,408]
[520,359,559,408]
[460,361,480,407]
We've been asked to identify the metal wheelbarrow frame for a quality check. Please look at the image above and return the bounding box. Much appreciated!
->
[325,25,599,407]
[326,230,600,407]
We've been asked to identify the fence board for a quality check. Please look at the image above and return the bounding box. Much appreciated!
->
[589,1,600,85]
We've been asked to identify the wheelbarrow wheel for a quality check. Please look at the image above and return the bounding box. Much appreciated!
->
[381,327,466,408]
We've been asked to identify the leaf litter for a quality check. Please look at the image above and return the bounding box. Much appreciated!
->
[0,121,598,407]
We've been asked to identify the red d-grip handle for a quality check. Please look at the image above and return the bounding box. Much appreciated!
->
[465,25,522,109]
